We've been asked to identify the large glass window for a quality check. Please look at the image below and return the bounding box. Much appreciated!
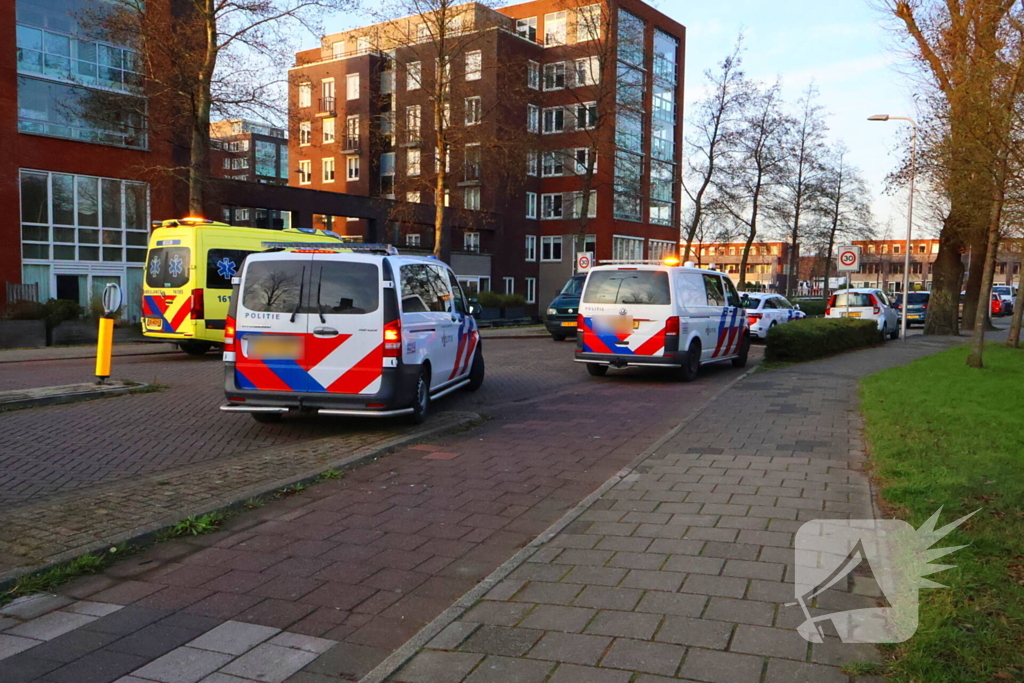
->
[242,260,305,312]
[583,269,671,305]
[146,247,192,289]
[255,140,277,177]
[617,9,645,67]
[18,76,147,148]
[315,261,380,314]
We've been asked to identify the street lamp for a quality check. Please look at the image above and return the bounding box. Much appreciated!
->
[868,114,917,342]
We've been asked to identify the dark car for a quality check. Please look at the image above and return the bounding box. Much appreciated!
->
[892,291,930,327]
[544,274,586,341]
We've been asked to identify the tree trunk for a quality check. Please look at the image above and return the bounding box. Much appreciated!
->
[961,226,992,331]
[190,4,216,217]
[822,234,836,304]
[1007,282,1024,347]
[787,202,801,297]
[923,213,966,335]
[966,176,1005,367]
[738,188,761,290]
[433,99,449,262]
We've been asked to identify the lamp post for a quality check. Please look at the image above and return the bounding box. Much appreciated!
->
[868,114,916,342]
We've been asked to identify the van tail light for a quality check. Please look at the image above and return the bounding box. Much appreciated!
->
[190,289,204,320]
[873,306,881,315]
[224,315,236,353]
[577,314,585,332]
[665,316,679,336]
[869,294,880,315]
[383,319,402,357]
[825,307,831,316]
[747,313,762,326]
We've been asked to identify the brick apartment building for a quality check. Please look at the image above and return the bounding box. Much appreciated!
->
[685,241,796,292]
[210,119,292,230]
[3,0,188,320]
[288,0,685,311]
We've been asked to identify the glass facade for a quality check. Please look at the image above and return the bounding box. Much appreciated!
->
[650,29,679,226]
[613,9,646,222]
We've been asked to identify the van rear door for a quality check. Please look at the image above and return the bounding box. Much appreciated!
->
[581,269,673,357]
[234,253,313,393]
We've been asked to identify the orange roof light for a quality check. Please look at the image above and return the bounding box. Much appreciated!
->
[663,256,681,266]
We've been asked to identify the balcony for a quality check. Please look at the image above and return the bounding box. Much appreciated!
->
[458,165,481,187]
[340,136,360,154]
[318,97,336,116]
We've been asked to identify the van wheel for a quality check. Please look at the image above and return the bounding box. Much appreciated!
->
[889,325,900,340]
[180,341,212,356]
[586,363,608,377]
[251,412,282,424]
[677,340,701,382]
[551,333,567,342]
[467,349,485,391]
[879,324,888,343]
[409,368,431,424]
[732,335,750,368]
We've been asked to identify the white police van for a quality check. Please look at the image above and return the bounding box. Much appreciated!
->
[221,242,484,424]
[575,260,749,381]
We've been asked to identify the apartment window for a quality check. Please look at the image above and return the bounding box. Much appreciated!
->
[464,144,481,181]
[542,236,563,260]
[527,104,539,133]
[574,148,594,174]
[527,61,540,89]
[321,78,335,110]
[541,195,563,221]
[465,50,481,80]
[222,158,230,169]
[573,57,600,86]
[298,160,311,185]
[894,244,901,254]
[435,58,452,91]
[527,151,539,176]
[613,235,644,261]
[516,17,538,41]
[525,235,537,261]
[543,62,566,90]
[576,5,602,42]
[576,102,597,129]
[405,105,421,143]
[504,277,514,294]
[417,23,430,41]
[465,96,482,125]
[299,82,312,108]
[406,232,421,246]
[322,157,335,182]
[407,148,421,176]
[406,192,421,204]
[346,73,359,100]
[464,231,480,251]
[323,117,335,143]
[649,239,676,261]
[526,192,538,219]
[346,156,359,180]
[544,11,567,46]
[572,190,597,218]
[464,187,481,211]
[407,61,421,90]
[526,277,537,304]
[542,107,565,133]
[919,244,926,254]
[299,121,311,146]
[542,151,564,177]
[344,115,359,149]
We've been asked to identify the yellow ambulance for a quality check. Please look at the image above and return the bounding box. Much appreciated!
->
[143,218,345,354]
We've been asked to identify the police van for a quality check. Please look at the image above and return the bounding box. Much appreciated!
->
[575,260,749,381]
[221,243,484,424]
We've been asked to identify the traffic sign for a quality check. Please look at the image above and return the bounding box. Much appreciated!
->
[101,283,123,316]
[837,246,861,272]
[577,252,594,272]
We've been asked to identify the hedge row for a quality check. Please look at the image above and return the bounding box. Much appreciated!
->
[765,317,880,363]
[792,298,827,317]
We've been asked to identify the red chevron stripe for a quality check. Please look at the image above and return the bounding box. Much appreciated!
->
[169,301,192,330]
[327,343,384,394]
[581,320,615,354]
[459,331,478,375]
[235,357,293,392]
[633,327,667,356]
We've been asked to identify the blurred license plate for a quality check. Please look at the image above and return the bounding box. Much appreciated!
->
[144,317,163,330]
[561,321,577,327]
[246,335,302,359]
[596,316,635,333]
[841,312,862,318]
[908,315,921,319]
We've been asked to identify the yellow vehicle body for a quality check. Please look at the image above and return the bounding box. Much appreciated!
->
[142,219,342,350]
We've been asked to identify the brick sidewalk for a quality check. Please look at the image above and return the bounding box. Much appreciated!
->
[376,335,968,683]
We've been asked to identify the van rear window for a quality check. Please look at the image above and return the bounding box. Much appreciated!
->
[583,271,671,305]
[243,261,306,312]
[314,262,379,314]
[146,247,191,289]
[832,292,874,308]
[241,260,380,314]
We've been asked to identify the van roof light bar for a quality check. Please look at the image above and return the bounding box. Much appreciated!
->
[597,259,677,265]
[260,242,399,255]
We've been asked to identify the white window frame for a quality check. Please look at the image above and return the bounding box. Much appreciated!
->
[323,117,335,144]
[572,56,600,87]
[526,192,538,219]
[407,61,422,91]
[527,104,539,133]
[571,190,597,218]
[526,277,537,304]
[525,235,537,261]
[322,157,335,183]
[299,121,311,146]
[612,234,644,261]
[346,155,360,180]
[542,235,564,262]
[527,151,539,176]
[504,277,514,294]
[575,5,602,43]
[542,106,565,134]
[576,102,597,130]
[541,194,564,220]
[527,61,540,89]
[406,232,421,246]
[406,105,421,142]
[574,147,594,174]
[543,62,566,90]
[517,16,538,41]
[406,192,421,204]
[321,77,335,104]
[298,159,311,185]
[298,82,312,108]
[544,11,567,46]
[649,239,676,261]
[465,50,482,80]
[407,148,421,176]
[464,231,481,251]
[465,96,482,126]
[541,151,564,177]
[346,73,360,100]
[464,187,481,211]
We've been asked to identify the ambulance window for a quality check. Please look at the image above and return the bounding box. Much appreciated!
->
[243,260,306,312]
[401,264,450,313]
[583,270,671,305]
[702,274,726,307]
[146,247,191,289]
[723,278,742,307]
[315,261,379,314]
[206,249,252,290]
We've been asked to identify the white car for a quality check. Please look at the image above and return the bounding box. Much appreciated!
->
[825,288,900,340]
[992,285,1016,314]
[741,293,807,339]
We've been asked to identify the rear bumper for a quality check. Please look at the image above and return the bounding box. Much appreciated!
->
[574,351,684,368]
[544,317,578,335]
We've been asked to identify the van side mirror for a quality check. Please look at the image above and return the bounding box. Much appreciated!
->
[468,298,482,317]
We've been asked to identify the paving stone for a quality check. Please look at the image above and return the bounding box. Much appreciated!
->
[0,594,72,620]
[646,539,704,555]
[426,622,480,651]
[680,575,748,598]
[662,556,724,575]
[24,628,120,663]
[106,624,204,659]
[561,566,628,587]
[460,626,543,657]
[265,631,335,655]
[730,624,808,660]
[526,632,611,665]
[187,620,280,655]
[634,592,707,618]
[195,674,253,683]
[393,650,484,683]
[0,634,42,660]
[131,646,234,683]
[0,653,63,683]
[599,638,684,676]
[678,648,763,683]
[83,606,171,635]
[302,641,388,679]
[464,655,553,683]
[221,643,320,683]
[518,605,594,633]
[512,582,581,606]
[764,658,848,683]
[809,638,884,666]
[703,597,776,626]
[584,610,661,640]
[5,610,96,641]
[462,602,531,627]
[546,663,632,683]
[620,569,685,592]
[655,616,732,649]
[62,602,124,618]
[0,617,17,631]
[722,559,785,581]
[573,586,643,612]
[593,537,652,553]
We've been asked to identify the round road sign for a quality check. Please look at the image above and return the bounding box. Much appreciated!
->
[840,250,857,267]
[579,255,591,269]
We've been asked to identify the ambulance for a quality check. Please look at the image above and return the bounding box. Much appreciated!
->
[221,242,484,424]
[142,218,340,355]
[575,260,750,381]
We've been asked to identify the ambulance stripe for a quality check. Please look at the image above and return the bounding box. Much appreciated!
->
[633,327,667,356]
[581,319,615,354]
[327,344,384,394]
[722,309,740,356]
[169,301,192,330]
[712,310,729,358]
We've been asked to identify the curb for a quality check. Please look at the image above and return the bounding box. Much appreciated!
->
[357,363,761,683]
[0,410,482,591]
[0,382,152,412]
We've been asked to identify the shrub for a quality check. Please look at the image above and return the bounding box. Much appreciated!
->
[6,299,82,331]
[477,291,504,309]
[765,317,879,363]
[503,293,527,308]
[794,299,827,317]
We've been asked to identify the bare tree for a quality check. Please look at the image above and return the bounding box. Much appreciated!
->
[682,35,749,262]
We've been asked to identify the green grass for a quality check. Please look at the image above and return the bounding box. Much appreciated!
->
[860,345,1024,682]
[2,544,129,606]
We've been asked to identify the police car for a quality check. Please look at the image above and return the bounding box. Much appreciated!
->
[221,243,484,424]
[741,292,806,339]
[575,260,749,381]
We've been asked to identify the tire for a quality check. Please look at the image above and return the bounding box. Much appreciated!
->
[889,325,900,340]
[551,333,567,342]
[677,339,701,382]
[732,335,750,368]
[251,412,282,424]
[879,324,888,343]
[180,341,212,356]
[466,348,485,391]
[586,363,608,377]
[409,367,431,424]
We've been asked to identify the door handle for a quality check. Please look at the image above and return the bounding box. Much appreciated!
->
[313,327,339,337]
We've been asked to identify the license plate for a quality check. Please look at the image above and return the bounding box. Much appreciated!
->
[841,312,862,318]
[246,335,302,360]
[596,316,634,334]
[144,317,163,330]
[908,315,921,319]
[561,321,578,327]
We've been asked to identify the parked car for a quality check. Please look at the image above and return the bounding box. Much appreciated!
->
[740,293,806,339]
[891,291,931,327]
[575,263,749,381]
[958,291,1012,319]
[222,244,484,424]
[545,274,586,341]
[992,285,1016,312]
[825,288,900,340]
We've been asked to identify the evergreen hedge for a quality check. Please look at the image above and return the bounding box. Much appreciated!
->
[765,317,880,363]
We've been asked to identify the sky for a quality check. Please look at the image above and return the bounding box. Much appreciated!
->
[321,0,927,238]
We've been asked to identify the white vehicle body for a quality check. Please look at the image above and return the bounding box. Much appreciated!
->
[992,285,1016,309]
[741,293,807,339]
[825,288,899,339]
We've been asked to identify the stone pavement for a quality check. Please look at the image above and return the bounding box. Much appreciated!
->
[374,335,969,683]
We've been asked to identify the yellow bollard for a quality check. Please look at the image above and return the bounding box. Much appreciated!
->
[95,317,114,383]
